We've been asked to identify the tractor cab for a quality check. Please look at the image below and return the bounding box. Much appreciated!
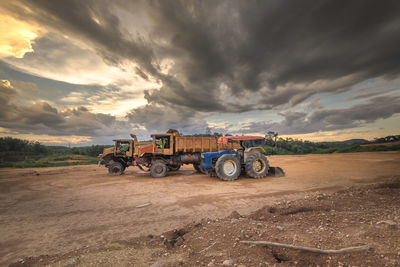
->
[217,136,265,162]
[218,136,265,149]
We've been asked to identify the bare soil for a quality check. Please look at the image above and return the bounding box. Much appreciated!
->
[1,152,400,266]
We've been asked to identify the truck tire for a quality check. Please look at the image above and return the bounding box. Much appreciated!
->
[215,154,241,181]
[108,162,124,175]
[168,165,181,171]
[150,161,168,178]
[245,153,269,178]
[193,163,206,174]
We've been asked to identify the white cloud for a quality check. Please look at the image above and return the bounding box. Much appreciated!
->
[4,33,159,88]
[0,14,43,58]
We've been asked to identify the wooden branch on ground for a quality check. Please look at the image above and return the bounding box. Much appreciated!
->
[240,241,371,254]
[136,202,152,208]
[199,242,216,253]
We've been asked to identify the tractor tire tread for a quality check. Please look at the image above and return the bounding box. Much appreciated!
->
[245,153,269,178]
[215,154,241,181]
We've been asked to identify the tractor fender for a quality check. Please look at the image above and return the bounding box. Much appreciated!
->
[244,147,265,162]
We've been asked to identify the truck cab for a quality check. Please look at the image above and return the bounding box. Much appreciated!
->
[113,139,134,157]
[98,134,142,175]
[152,134,174,155]
[98,139,134,166]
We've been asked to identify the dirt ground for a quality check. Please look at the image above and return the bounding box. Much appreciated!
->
[1,152,400,266]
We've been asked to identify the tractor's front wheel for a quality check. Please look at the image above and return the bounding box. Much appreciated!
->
[215,154,241,181]
[150,161,168,178]
[245,153,269,178]
[108,162,124,175]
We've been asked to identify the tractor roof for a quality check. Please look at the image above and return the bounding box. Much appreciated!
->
[218,136,265,144]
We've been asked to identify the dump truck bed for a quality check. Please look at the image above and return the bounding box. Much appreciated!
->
[175,136,240,153]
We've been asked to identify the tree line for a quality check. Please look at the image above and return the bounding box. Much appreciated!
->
[1,134,399,163]
[263,136,400,155]
[0,137,111,162]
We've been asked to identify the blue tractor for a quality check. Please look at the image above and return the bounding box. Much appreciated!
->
[200,136,284,181]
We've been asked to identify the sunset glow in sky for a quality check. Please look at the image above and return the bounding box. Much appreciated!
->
[1,1,400,145]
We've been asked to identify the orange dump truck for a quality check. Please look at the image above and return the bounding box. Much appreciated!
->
[98,129,240,177]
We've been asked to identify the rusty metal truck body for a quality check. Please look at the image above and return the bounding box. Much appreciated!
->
[98,130,239,177]
[138,131,240,177]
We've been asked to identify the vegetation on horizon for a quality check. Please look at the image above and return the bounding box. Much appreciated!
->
[0,134,399,168]
[263,136,400,155]
[0,137,108,168]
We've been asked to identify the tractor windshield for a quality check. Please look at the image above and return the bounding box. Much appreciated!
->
[243,139,265,148]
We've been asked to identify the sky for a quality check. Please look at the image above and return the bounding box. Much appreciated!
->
[0,0,400,145]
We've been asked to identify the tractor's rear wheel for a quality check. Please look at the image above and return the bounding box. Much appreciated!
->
[168,164,181,171]
[193,163,206,174]
[215,154,241,181]
[108,162,124,175]
[150,161,168,178]
[245,153,269,178]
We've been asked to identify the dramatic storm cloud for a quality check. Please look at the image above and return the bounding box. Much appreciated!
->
[0,80,131,140]
[238,95,400,135]
[1,0,400,143]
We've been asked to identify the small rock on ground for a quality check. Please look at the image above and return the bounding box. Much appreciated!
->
[377,220,397,229]
[63,257,79,267]
[222,259,234,266]
[151,261,163,267]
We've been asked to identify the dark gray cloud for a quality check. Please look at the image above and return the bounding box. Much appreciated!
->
[0,81,131,138]
[126,104,208,134]
[5,0,400,114]
[237,95,400,135]
[5,0,158,75]
[138,0,400,112]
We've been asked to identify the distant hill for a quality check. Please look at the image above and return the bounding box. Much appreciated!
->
[341,139,369,144]
[362,140,400,147]
[318,139,369,145]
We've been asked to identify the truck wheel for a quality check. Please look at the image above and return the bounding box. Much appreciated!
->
[245,153,269,178]
[193,163,206,174]
[215,154,241,181]
[108,162,124,175]
[150,161,168,178]
[168,165,181,171]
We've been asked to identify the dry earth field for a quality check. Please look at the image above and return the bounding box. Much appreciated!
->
[1,152,400,266]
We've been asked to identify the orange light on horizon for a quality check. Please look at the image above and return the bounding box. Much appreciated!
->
[0,14,44,58]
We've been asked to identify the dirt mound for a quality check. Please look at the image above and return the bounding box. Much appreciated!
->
[11,177,400,266]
